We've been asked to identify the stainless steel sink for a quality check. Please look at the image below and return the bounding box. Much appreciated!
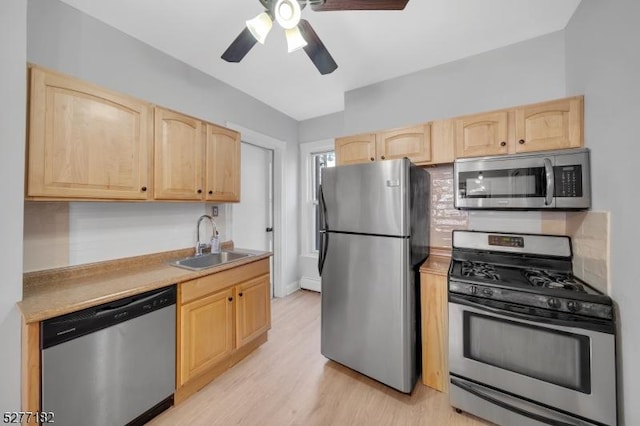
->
[168,251,253,271]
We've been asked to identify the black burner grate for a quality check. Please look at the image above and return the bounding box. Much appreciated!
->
[461,261,500,281]
[523,269,586,292]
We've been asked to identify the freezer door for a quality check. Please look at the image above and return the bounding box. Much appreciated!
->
[320,232,417,393]
[321,159,409,236]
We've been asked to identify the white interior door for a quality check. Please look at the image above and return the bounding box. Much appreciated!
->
[233,142,274,293]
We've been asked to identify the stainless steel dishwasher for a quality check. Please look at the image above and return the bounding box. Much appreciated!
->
[41,285,176,426]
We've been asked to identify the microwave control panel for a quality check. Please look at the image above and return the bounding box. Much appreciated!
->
[554,165,583,197]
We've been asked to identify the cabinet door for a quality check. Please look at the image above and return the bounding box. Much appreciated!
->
[377,124,432,164]
[335,134,376,166]
[515,97,583,153]
[179,287,234,386]
[154,107,204,200]
[236,274,271,348]
[420,272,448,393]
[455,111,509,158]
[205,124,241,202]
[27,67,152,199]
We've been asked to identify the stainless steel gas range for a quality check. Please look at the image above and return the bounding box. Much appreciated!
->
[448,230,617,426]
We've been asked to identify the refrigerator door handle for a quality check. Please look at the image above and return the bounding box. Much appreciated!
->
[318,231,328,275]
[318,185,329,275]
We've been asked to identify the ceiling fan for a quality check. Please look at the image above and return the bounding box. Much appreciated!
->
[221,0,410,75]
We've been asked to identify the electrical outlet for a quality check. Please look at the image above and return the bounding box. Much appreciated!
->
[212,206,219,217]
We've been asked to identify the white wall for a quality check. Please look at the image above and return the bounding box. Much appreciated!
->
[343,31,566,135]
[299,30,566,141]
[565,1,640,423]
[25,0,299,291]
[0,0,26,412]
[68,203,208,265]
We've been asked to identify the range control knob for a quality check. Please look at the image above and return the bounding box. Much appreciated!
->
[547,298,561,309]
[470,286,478,295]
[482,288,494,297]
[567,301,582,312]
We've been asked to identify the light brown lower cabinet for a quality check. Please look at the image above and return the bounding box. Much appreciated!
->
[420,271,449,393]
[176,258,271,403]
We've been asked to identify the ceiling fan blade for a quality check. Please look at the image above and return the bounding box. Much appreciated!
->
[298,19,337,75]
[311,0,409,11]
[221,27,258,63]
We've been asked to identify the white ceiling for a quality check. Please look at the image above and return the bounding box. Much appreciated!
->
[57,0,581,121]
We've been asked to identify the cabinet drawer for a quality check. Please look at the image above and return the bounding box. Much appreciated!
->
[181,258,269,304]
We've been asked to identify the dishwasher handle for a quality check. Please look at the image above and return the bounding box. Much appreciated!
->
[95,288,173,317]
[42,285,176,349]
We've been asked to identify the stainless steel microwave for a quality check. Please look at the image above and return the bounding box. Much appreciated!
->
[454,148,591,210]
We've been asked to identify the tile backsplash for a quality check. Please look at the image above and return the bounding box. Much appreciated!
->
[428,165,468,249]
[566,211,610,294]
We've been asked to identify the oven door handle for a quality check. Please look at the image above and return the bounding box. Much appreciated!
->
[451,377,585,426]
[544,157,554,206]
[449,293,614,334]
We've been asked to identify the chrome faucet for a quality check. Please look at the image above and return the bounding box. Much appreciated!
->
[195,215,217,256]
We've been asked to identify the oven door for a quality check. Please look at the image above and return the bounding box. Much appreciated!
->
[449,294,616,426]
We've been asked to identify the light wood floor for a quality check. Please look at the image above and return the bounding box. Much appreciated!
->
[149,290,491,426]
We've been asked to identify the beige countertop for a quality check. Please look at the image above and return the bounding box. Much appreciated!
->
[19,247,272,323]
[419,249,451,276]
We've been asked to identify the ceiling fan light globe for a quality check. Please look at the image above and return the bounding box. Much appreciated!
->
[285,26,307,53]
[246,12,273,44]
[275,0,302,29]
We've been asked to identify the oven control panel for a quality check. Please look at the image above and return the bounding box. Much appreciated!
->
[449,280,612,320]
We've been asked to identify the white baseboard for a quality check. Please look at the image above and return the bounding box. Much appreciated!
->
[285,280,301,296]
[300,276,321,293]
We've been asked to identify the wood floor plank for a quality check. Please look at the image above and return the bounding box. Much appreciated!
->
[149,290,491,426]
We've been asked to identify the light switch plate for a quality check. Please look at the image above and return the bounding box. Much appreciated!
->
[212,206,219,217]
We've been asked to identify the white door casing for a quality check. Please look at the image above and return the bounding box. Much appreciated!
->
[226,123,286,298]
[232,142,274,293]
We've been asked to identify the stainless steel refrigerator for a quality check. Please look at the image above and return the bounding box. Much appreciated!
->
[318,158,429,393]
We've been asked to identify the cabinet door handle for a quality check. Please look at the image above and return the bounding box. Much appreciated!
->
[228,297,233,302]
[381,155,386,160]
[208,190,213,195]
[197,189,202,194]
[370,157,375,162]
[239,292,243,297]
[141,186,147,192]
[500,141,506,147]
[518,139,526,145]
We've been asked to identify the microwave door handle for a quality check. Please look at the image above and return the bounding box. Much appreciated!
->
[544,158,554,206]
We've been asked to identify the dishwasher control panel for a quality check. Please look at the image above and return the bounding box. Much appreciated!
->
[41,285,176,349]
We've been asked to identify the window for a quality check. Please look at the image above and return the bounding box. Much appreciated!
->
[311,151,335,251]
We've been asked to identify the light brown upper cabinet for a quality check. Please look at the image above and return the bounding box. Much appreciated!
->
[335,133,377,166]
[377,124,432,164]
[455,111,510,158]
[205,124,240,202]
[425,119,455,165]
[336,125,439,166]
[455,96,584,159]
[153,108,204,200]
[27,66,152,200]
[154,109,241,202]
[515,97,583,153]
